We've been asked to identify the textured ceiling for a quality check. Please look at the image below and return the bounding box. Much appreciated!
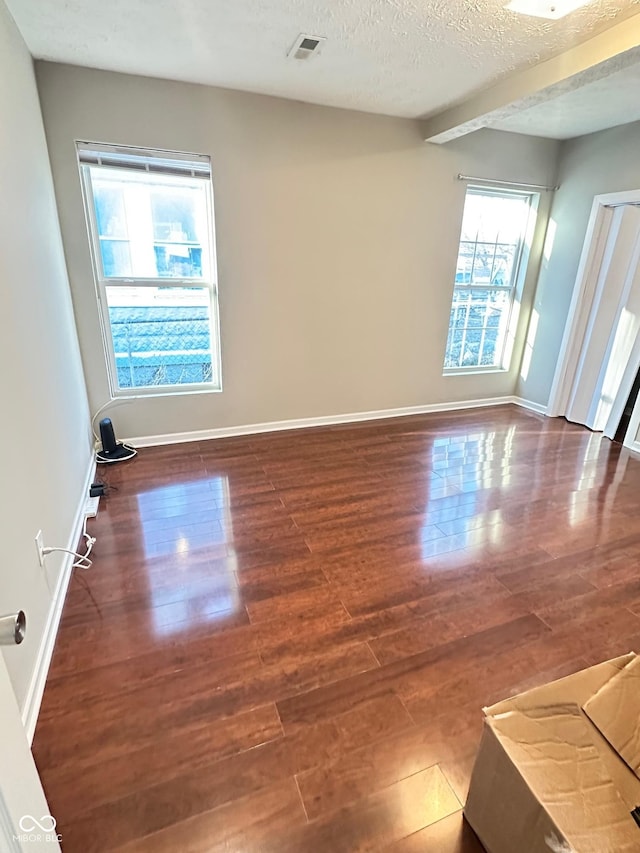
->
[5,0,640,119]
[491,60,640,137]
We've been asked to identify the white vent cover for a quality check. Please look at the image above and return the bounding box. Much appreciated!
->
[287,34,327,60]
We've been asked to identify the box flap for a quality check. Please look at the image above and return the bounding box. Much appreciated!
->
[584,654,640,780]
[485,654,636,718]
[489,701,640,851]
[485,654,640,813]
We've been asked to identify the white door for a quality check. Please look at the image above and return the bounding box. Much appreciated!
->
[565,205,640,432]
[0,652,60,851]
[601,237,640,442]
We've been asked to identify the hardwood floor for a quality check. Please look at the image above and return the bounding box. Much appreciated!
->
[31,405,640,852]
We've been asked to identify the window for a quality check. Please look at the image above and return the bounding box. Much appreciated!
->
[443,187,537,372]
[78,143,221,396]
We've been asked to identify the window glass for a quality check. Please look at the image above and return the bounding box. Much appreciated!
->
[444,188,535,372]
[105,285,215,390]
[90,170,209,280]
[79,145,220,396]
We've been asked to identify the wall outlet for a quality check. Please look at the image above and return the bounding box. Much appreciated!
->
[35,530,45,567]
[85,496,100,518]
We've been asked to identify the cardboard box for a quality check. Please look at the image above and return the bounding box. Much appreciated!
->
[464,654,640,853]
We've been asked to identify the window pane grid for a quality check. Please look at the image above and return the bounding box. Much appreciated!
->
[445,188,533,371]
[445,286,512,369]
[80,144,220,396]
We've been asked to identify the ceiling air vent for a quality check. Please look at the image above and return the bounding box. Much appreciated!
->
[288,34,327,61]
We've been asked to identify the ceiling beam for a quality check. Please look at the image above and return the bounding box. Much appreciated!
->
[420,12,640,143]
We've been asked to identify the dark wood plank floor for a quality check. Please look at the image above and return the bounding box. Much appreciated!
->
[32,405,640,852]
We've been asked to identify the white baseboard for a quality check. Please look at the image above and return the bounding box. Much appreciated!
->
[512,396,548,415]
[22,454,96,745]
[126,396,549,448]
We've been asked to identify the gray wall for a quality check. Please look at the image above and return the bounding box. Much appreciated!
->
[0,7,91,708]
[35,62,559,440]
[518,119,640,406]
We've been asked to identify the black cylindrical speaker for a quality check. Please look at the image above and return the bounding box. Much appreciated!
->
[99,418,118,454]
[96,416,136,463]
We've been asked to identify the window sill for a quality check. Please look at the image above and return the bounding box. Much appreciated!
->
[442,366,509,377]
[112,385,222,400]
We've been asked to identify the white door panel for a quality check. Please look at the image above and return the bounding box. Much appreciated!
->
[0,650,60,851]
[566,205,640,431]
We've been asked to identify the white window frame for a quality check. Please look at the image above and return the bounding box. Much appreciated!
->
[443,185,539,375]
[77,142,222,398]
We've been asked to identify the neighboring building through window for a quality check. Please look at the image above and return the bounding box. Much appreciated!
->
[443,186,537,372]
[77,143,221,395]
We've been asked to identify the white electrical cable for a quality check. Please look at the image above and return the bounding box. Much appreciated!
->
[96,443,137,464]
[91,397,140,442]
[91,399,118,443]
[42,547,93,570]
[43,518,97,570]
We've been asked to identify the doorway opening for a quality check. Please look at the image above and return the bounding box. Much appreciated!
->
[614,367,640,443]
[547,189,640,454]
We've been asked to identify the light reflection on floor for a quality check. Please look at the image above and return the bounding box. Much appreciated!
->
[420,428,515,559]
[137,476,240,635]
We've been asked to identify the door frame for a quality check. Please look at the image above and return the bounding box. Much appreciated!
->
[547,188,640,418]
